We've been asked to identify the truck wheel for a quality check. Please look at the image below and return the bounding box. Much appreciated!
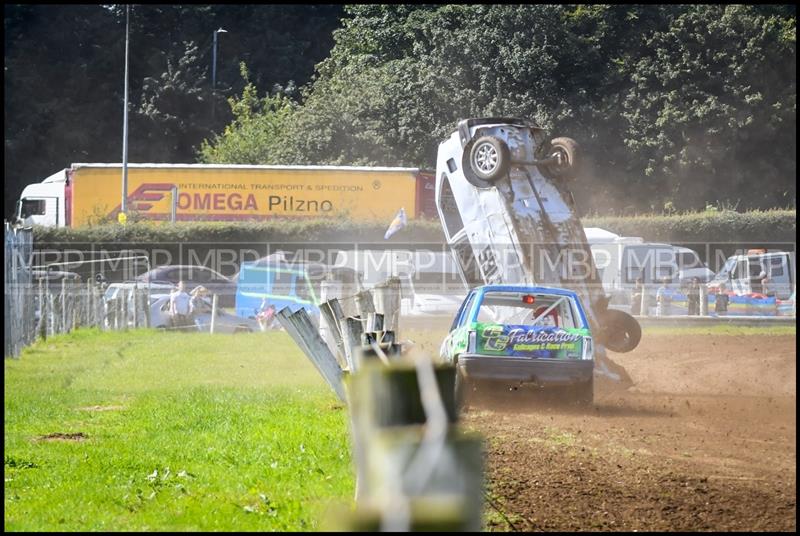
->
[468,135,510,182]
[600,309,642,353]
[541,137,581,180]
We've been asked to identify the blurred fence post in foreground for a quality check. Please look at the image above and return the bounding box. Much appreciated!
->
[276,279,484,531]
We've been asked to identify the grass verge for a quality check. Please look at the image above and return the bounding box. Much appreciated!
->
[4,329,353,531]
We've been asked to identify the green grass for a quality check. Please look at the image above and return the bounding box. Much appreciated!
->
[642,324,796,336]
[4,329,353,531]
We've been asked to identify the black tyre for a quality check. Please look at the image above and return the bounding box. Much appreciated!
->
[600,309,642,353]
[234,326,251,334]
[468,135,510,182]
[541,137,581,180]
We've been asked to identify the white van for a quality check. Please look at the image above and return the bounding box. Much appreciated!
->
[332,249,466,315]
[708,250,795,300]
[590,241,714,303]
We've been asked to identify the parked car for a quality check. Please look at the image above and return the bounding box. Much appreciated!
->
[136,265,236,308]
[234,257,362,319]
[440,284,596,409]
[333,248,467,316]
[149,295,259,333]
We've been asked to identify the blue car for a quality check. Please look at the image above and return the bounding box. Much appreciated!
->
[234,259,361,320]
[441,284,596,407]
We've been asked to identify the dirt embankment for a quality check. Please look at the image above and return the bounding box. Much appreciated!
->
[467,333,796,531]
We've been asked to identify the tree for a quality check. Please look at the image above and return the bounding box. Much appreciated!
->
[4,5,342,218]
[197,64,295,164]
[622,5,796,210]
[201,4,795,213]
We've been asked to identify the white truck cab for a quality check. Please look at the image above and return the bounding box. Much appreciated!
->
[16,169,68,226]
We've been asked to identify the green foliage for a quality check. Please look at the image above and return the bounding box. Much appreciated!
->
[584,209,796,243]
[31,210,795,249]
[4,329,353,531]
[4,5,343,218]
[201,5,796,213]
[197,64,296,164]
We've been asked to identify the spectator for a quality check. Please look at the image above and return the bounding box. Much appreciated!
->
[687,277,701,315]
[190,286,209,313]
[752,270,767,295]
[257,302,279,331]
[190,286,211,330]
[761,274,774,297]
[169,281,192,330]
[715,283,729,315]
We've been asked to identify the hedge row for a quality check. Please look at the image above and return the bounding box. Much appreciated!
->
[583,209,796,245]
[32,210,795,246]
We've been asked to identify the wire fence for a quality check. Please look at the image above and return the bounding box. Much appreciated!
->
[4,222,155,358]
[5,223,34,358]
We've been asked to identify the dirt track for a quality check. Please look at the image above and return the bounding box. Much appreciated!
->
[459,333,797,531]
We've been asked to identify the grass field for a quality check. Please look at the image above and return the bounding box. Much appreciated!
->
[4,329,353,531]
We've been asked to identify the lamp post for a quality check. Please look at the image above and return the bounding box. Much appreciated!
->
[120,4,131,221]
[212,27,227,121]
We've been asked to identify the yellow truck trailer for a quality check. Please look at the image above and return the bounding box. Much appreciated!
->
[16,163,436,227]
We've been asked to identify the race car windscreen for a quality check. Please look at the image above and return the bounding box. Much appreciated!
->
[476,291,581,329]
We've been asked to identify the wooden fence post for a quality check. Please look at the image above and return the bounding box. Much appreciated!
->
[210,294,218,334]
[640,283,648,317]
[144,285,151,328]
[132,283,139,328]
[51,287,59,335]
[38,278,47,342]
[341,359,483,531]
[61,278,68,334]
[97,285,106,330]
[72,283,79,330]
[121,288,128,331]
[86,280,92,328]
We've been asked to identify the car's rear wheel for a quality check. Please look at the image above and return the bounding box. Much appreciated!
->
[468,135,510,183]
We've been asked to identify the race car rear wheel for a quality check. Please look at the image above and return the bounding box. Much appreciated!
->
[600,309,642,353]
[541,136,581,180]
[468,135,510,182]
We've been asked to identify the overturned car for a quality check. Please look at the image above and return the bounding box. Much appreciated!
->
[434,118,641,383]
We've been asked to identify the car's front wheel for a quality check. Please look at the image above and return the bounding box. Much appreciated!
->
[540,137,581,180]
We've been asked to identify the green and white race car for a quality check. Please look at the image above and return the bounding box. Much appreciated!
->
[441,284,595,407]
